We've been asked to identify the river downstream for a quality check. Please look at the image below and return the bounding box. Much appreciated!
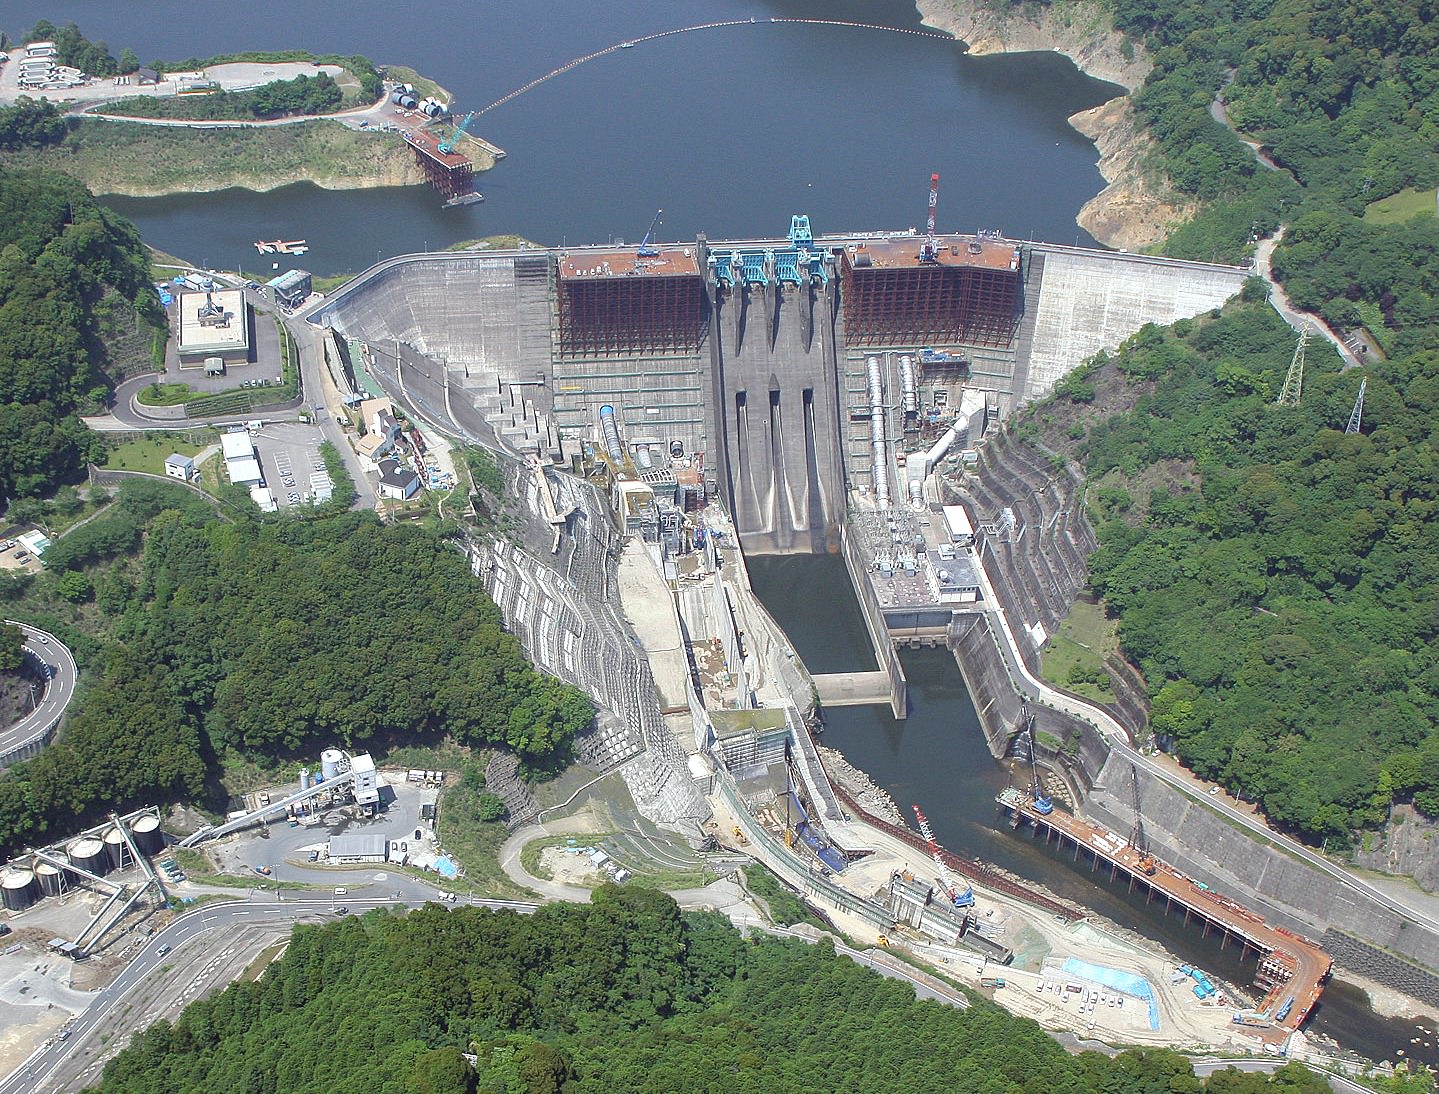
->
[747,554,1439,1070]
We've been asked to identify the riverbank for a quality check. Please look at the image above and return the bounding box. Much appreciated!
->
[916,0,1194,250]
[0,118,425,197]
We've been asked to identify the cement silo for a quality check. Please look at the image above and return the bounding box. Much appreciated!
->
[34,855,65,897]
[68,836,108,877]
[131,814,164,856]
[1,866,39,912]
[103,824,128,870]
[320,749,345,782]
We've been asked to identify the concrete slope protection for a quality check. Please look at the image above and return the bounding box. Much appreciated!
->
[0,621,77,770]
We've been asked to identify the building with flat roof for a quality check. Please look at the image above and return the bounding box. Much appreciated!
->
[177,289,250,365]
[220,431,253,461]
[327,833,387,863]
[351,752,380,807]
[164,454,195,481]
[267,268,312,310]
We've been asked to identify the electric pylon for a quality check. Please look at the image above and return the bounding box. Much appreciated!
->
[1345,377,1367,434]
[1277,327,1308,408]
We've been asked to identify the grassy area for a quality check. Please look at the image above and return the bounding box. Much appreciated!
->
[136,382,196,407]
[743,864,826,928]
[0,119,422,198]
[102,435,204,474]
[434,778,532,899]
[311,272,354,295]
[384,65,451,103]
[240,940,288,983]
[1364,187,1438,224]
[1040,598,1117,702]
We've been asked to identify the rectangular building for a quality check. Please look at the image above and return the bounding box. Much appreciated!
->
[327,833,387,863]
[267,268,312,310]
[351,752,380,807]
[177,289,250,365]
[556,247,708,357]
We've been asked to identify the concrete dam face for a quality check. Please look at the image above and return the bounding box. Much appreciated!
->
[311,231,1247,553]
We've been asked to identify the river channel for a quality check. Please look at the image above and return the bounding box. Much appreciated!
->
[9,0,1116,272]
[748,553,1439,1070]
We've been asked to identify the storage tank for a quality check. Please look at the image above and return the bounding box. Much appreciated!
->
[2,867,39,912]
[399,95,417,110]
[300,769,311,792]
[131,814,164,856]
[103,825,128,870]
[34,856,65,897]
[320,749,345,781]
[69,836,108,877]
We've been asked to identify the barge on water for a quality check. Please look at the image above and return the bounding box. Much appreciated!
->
[997,785,1331,1046]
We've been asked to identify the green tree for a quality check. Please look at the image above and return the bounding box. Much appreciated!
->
[0,623,24,670]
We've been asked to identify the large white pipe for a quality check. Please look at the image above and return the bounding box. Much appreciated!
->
[922,409,975,480]
[899,354,917,415]
[866,357,890,508]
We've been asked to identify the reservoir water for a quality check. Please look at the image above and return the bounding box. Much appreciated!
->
[748,554,1439,1069]
[9,0,1118,272]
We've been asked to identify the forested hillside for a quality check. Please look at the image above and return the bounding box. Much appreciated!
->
[1028,299,1439,841]
[95,887,1334,1094]
[0,168,160,501]
[0,484,590,856]
[1083,0,1439,357]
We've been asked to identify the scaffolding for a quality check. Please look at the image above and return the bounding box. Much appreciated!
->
[556,251,708,357]
[403,130,474,198]
[841,255,1022,348]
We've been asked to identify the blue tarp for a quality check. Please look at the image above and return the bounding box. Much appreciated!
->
[787,793,846,873]
[1061,957,1161,1031]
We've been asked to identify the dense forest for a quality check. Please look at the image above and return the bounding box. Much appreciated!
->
[0,168,158,501]
[1059,0,1439,359]
[100,73,346,122]
[0,482,591,857]
[1031,297,1439,841]
[95,887,1338,1094]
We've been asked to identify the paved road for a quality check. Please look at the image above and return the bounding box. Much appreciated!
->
[0,621,76,765]
[968,553,1439,938]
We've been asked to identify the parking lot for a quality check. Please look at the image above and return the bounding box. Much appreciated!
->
[253,422,327,509]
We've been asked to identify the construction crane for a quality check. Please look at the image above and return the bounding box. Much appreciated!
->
[912,804,975,908]
[1023,703,1053,815]
[1129,763,1156,875]
[919,173,940,263]
[438,111,475,155]
[636,209,664,258]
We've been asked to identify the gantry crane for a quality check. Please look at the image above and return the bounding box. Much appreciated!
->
[919,173,940,263]
[912,803,975,908]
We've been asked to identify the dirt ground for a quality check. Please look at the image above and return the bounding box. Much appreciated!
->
[538,846,604,886]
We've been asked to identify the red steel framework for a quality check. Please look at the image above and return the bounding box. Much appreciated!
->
[403,130,474,198]
[840,257,1022,348]
[557,274,707,357]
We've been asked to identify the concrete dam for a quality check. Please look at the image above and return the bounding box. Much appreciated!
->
[310,223,1247,554]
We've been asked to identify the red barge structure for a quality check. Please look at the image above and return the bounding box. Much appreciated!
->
[997,785,1331,1045]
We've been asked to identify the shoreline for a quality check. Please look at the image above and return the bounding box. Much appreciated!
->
[914,0,1193,251]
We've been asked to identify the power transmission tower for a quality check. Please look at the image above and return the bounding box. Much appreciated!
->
[1345,377,1367,434]
[1277,327,1308,408]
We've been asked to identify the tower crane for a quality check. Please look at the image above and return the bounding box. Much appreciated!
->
[637,209,664,258]
[1129,763,1156,875]
[438,111,475,155]
[919,173,940,263]
[912,804,975,908]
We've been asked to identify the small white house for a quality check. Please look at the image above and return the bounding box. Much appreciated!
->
[164,453,196,481]
[376,458,420,500]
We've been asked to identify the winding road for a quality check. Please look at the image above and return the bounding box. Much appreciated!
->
[0,621,77,769]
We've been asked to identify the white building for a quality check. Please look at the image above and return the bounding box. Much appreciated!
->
[377,458,420,500]
[351,752,379,807]
[164,453,196,481]
[221,430,263,487]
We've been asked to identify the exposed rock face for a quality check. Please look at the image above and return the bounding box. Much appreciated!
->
[1069,97,1200,251]
[1353,806,1439,893]
[915,0,1150,92]
[915,0,1194,252]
